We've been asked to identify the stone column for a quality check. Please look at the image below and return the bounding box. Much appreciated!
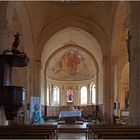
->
[110,57,118,121]
[103,55,112,123]
[126,2,140,124]
[0,18,9,125]
[129,36,140,124]
[32,60,41,96]
[103,56,117,123]
[128,29,140,124]
[24,66,31,124]
[96,74,99,105]
[87,83,91,105]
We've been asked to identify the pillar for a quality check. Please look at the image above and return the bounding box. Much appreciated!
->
[33,60,41,96]
[103,56,117,123]
[0,16,10,125]
[110,57,118,120]
[103,55,112,123]
[126,2,140,125]
[87,83,91,105]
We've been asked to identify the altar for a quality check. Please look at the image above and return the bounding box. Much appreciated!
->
[59,111,82,124]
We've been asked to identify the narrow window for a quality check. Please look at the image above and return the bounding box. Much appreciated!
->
[80,86,87,105]
[50,86,60,106]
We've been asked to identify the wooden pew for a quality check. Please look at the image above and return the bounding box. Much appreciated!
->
[0,132,50,139]
[87,123,140,139]
[97,131,140,139]
[102,135,139,139]
[0,124,57,139]
[87,123,123,138]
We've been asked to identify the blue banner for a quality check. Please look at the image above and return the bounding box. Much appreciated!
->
[29,96,41,123]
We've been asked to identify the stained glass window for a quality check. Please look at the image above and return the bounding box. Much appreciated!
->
[67,87,73,102]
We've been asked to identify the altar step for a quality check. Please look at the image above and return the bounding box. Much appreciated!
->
[58,121,83,125]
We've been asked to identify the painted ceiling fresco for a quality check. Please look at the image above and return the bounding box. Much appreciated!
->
[47,47,96,81]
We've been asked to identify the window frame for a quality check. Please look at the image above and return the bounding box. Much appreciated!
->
[50,86,60,106]
[80,85,88,105]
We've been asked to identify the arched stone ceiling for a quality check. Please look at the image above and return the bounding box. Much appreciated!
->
[46,45,96,81]
[25,1,115,39]
[6,1,119,59]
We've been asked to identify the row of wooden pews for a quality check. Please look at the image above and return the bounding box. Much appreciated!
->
[87,123,140,139]
[0,124,57,139]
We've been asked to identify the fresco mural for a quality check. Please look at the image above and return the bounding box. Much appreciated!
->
[47,47,96,81]
[61,50,82,75]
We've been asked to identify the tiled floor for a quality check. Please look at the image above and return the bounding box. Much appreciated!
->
[58,133,86,140]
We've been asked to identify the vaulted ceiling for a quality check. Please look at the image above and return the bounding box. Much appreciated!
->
[6,1,128,83]
[22,1,125,82]
[25,1,117,41]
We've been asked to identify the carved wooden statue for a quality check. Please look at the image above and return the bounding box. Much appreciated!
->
[12,32,21,53]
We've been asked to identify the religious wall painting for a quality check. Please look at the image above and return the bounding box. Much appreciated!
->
[59,50,83,75]
[47,47,96,81]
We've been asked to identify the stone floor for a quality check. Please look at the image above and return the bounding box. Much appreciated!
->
[58,133,86,140]
[45,121,89,139]
[57,122,87,139]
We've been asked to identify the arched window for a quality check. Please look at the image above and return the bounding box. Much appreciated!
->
[50,86,60,106]
[67,87,73,102]
[92,84,96,104]
[80,86,87,105]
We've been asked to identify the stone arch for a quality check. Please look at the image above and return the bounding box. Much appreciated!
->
[41,27,103,105]
[110,1,130,117]
[36,16,108,60]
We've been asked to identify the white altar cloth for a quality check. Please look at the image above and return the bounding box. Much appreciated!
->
[59,111,81,118]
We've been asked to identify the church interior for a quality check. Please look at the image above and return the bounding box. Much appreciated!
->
[0,1,140,139]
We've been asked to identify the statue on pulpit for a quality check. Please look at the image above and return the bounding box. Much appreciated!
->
[3,32,21,55]
[3,32,27,58]
[12,32,21,54]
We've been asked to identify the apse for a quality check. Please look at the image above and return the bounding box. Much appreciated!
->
[47,45,96,81]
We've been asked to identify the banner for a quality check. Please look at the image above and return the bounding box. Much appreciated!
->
[29,96,41,123]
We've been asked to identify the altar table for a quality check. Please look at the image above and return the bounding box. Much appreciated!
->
[59,111,82,123]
